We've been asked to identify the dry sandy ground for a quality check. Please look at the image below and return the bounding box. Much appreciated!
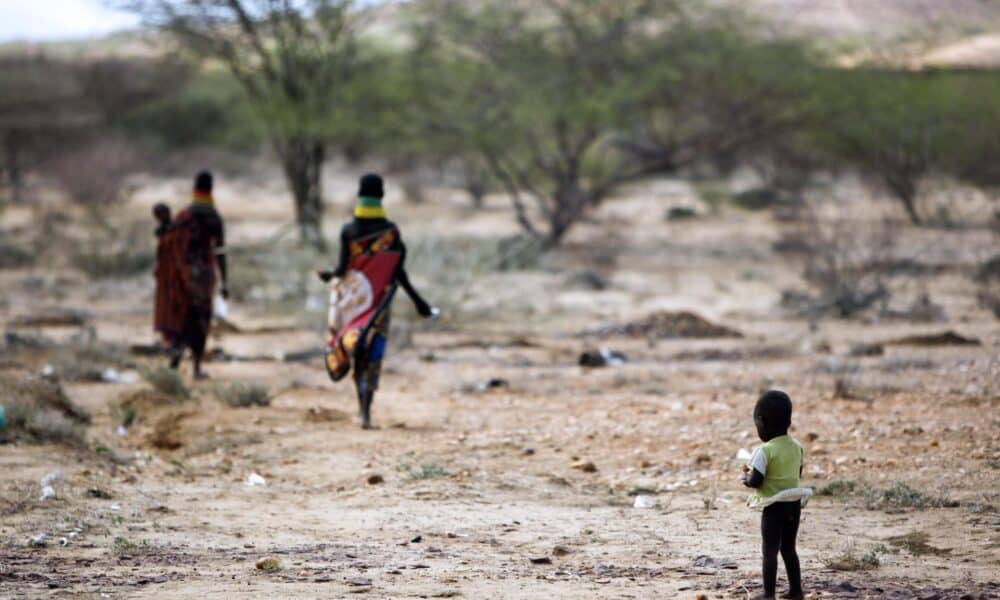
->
[1,174,999,599]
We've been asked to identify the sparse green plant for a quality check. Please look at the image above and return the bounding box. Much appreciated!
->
[214,382,271,408]
[0,238,32,269]
[140,366,190,400]
[0,375,89,446]
[825,542,885,571]
[112,536,151,556]
[816,479,858,497]
[71,248,154,279]
[397,462,448,481]
[868,482,957,510]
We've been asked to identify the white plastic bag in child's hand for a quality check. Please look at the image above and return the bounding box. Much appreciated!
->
[737,448,753,461]
[213,295,229,319]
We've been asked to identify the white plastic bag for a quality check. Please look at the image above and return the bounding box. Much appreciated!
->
[213,295,229,319]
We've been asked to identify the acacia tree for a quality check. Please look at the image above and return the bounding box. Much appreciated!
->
[126,0,368,250]
[410,0,680,246]
[411,1,823,245]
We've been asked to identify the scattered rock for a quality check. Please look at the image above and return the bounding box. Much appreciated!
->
[367,474,384,485]
[529,556,552,565]
[245,473,267,487]
[463,378,510,393]
[565,270,609,291]
[805,432,819,442]
[522,448,535,456]
[87,488,112,499]
[552,545,572,557]
[882,330,980,347]
[666,206,698,220]
[8,308,89,328]
[347,576,372,586]
[572,461,598,473]
[306,407,349,423]
[848,343,884,357]
[578,348,627,368]
[255,557,281,572]
[691,555,737,570]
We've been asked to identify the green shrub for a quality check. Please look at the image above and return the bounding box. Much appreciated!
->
[214,382,270,408]
[140,366,190,400]
[0,375,89,446]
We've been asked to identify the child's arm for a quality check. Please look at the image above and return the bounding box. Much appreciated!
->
[743,468,764,488]
[742,447,767,488]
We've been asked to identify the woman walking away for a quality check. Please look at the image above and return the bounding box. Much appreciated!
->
[153,171,229,380]
[318,173,435,429]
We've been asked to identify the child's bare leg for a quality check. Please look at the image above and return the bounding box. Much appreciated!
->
[779,502,802,599]
[760,505,783,599]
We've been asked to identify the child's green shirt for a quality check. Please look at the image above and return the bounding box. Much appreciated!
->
[748,435,803,499]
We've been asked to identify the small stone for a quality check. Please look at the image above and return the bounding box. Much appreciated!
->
[366,474,384,485]
[805,432,819,442]
[255,557,281,572]
[929,438,940,447]
[87,488,113,499]
[572,461,598,473]
[410,535,422,543]
[523,448,535,456]
[529,556,552,565]
[552,545,572,557]
[347,577,372,586]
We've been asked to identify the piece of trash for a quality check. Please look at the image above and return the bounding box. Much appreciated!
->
[633,495,656,509]
[101,368,136,384]
[39,486,56,501]
[28,533,48,548]
[41,364,55,378]
[40,470,63,487]
[736,448,753,461]
[529,556,552,565]
[410,535,422,543]
[475,378,509,392]
[430,306,442,319]
[213,295,229,319]
[578,348,627,368]
[59,537,69,546]
[246,472,267,487]
[109,503,122,511]
[115,425,127,437]
[255,556,281,571]
[0,405,6,431]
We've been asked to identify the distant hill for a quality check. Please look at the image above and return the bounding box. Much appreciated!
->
[4,0,1000,68]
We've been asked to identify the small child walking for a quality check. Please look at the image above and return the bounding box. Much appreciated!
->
[742,390,809,600]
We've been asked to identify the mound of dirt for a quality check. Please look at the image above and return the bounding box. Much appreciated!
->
[148,411,193,450]
[588,311,742,339]
[116,389,181,419]
[883,331,980,347]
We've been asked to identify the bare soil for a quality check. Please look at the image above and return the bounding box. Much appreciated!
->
[1,174,998,599]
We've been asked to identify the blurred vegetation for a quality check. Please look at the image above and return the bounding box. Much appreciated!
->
[0,0,998,252]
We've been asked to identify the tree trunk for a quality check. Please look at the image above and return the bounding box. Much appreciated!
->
[545,182,588,247]
[885,172,921,225]
[2,135,24,204]
[280,138,326,251]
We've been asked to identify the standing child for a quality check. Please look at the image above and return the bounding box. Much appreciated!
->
[743,390,810,600]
